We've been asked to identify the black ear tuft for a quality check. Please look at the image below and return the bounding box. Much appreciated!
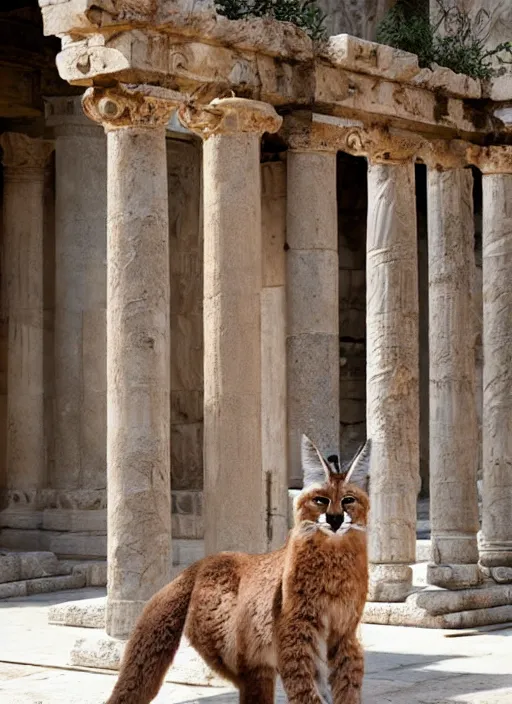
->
[327,454,340,474]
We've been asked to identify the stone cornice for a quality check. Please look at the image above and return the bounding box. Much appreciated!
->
[82,83,181,130]
[0,132,54,174]
[178,97,282,139]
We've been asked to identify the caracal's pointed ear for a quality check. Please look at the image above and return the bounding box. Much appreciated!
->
[301,434,330,487]
[344,439,371,493]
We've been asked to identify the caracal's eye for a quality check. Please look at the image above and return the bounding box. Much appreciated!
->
[342,496,356,506]
[313,496,329,507]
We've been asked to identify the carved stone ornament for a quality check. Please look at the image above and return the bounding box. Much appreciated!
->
[82,83,183,131]
[0,132,54,173]
[282,116,425,163]
[177,97,282,140]
[419,139,470,171]
[467,145,512,174]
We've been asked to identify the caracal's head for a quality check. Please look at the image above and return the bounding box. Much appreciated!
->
[294,435,371,535]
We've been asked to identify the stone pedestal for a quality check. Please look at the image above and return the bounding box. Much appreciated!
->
[83,85,177,638]
[0,132,54,493]
[178,98,282,555]
[475,147,512,577]
[366,158,420,602]
[286,149,339,487]
[46,96,107,493]
[426,166,480,589]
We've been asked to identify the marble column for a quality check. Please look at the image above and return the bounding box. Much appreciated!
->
[426,165,480,589]
[83,85,177,638]
[0,132,53,494]
[366,156,420,602]
[473,146,512,580]
[46,96,107,492]
[178,98,282,556]
[286,149,339,488]
[261,160,288,550]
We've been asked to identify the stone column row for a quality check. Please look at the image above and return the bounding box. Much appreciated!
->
[0,133,53,497]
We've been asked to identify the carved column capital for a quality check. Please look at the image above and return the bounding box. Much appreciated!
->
[281,115,425,162]
[467,145,512,174]
[0,132,54,180]
[178,97,282,140]
[419,139,470,171]
[82,84,182,131]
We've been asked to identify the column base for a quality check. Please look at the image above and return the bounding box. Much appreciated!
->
[49,596,228,687]
[479,563,512,584]
[368,564,413,602]
[478,536,512,569]
[363,582,512,628]
[427,563,482,589]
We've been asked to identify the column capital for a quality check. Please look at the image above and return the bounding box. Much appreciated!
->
[420,139,470,171]
[82,84,182,131]
[177,97,282,140]
[281,115,424,162]
[0,132,54,178]
[468,145,512,174]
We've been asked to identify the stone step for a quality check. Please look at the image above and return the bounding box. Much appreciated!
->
[0,551,67,584]
[0,572,86,599]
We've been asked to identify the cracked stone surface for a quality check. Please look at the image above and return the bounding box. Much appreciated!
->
[1,588,512,703]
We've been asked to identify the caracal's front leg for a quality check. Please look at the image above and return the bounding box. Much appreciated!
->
[277,611,332,704]
[278,521,332,704]
[328,636,364,704]
[239,667,275,704]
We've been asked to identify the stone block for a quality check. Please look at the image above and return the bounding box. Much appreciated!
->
[287,333,339,484]
[49,596,106,628]
[0,553,21,584]
[321,35,421,82]
[172,539,204,566]
[25,572,85,595]
[261,162,286,289]
[0,580,27,599]
[70,631,228,687]
[414,584,512,616]
[67,561,107,587]
[368,564,413,603]
[427,563,482,589]
[489,566,512,584]
[171,423,203,491]
[170,252,202,315]
[287,249,338,336]
[42,509,107,532]
[18,551,62,580]
[48,532,107,559]
[0,508,43,530]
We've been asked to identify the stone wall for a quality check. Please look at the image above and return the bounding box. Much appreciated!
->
[318,0,398,40]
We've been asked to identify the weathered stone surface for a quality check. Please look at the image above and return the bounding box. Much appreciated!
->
[411,65,481,99]
[286,149,339,487]
[49,597,106,628]
[427,167,480,584]
[70,631,228,687]
[0,133,53,496]
[366,160,419,601]
[480,169,512,570]
[426,563,482,590]
[415,583,512,616]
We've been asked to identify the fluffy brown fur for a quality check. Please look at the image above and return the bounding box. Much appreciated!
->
[106,435,371,704]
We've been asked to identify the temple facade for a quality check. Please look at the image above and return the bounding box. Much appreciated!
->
[0,0,512,651]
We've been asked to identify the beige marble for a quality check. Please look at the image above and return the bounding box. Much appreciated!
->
[426,167,480,587]
[179,98,282,555]
[82,85,177,637]
[478,149,512,572]
[0,132,53,494]
[46,96,107,493]
[366,159,419,602]
[286,149,339,488]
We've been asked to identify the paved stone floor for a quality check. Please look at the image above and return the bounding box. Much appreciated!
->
[1,588,511,703]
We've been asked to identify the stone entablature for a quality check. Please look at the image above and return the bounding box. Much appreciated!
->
[38,3,510,140]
